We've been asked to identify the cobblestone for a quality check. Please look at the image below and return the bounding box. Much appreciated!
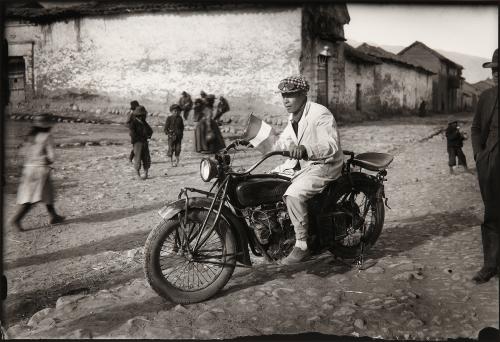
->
[3,113,498,339]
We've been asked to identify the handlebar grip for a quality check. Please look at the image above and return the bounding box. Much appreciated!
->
[281,151,291,157]
[343,150,355,157]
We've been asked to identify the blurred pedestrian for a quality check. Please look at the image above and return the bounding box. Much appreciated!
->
[10,114,65,231]
[194,94,225,153]
[214,96,230,124]
[164,104,184,167]
[126,100,140,163]
[446,119,469,174]
[129,105,153,180]
[178,91,193,121]
[471,48,499,284]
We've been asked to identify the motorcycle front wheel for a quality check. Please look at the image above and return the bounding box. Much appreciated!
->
[328,178,385,259]
[144,208,237,304]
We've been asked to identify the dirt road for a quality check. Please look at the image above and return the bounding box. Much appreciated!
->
[3,112,498,339]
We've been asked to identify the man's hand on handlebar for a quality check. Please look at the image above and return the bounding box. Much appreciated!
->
[288,143,307,160]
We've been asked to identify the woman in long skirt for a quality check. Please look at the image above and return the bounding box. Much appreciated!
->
[10,114,65,231]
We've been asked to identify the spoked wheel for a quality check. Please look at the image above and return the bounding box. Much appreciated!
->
[144,208,237,303]
[329,178,384,259]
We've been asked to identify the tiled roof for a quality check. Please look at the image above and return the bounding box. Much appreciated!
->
[344,44,381,65]
[356,43,435,74]
[6,1,301,23]
[398,41,464,70]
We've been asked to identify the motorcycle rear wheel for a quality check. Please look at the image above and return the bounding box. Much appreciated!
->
[144,208,237,304]
[328,178,384,259]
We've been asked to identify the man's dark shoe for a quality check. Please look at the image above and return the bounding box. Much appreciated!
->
[280,247,310,265]
[473,267,498,284]
[50,215,65,225]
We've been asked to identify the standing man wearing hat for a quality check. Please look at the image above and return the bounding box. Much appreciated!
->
[128,105,153,180]
[269,75,343,264]
[10,114,65,230]
[178,91,193,121]
[471,48,499,284]
[164,104,185,167]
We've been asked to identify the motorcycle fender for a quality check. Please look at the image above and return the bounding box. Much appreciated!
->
[157,197,252,266]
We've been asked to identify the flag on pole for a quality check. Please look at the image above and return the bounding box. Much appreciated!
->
[241,114,278,153]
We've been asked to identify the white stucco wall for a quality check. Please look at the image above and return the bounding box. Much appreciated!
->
[378,63,432,109]
[343,58,432,113]
[6,8,302,110]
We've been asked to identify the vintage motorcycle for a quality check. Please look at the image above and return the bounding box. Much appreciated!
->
[144,141,393,304]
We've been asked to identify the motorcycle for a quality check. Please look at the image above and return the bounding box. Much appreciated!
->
[144,140,393,304]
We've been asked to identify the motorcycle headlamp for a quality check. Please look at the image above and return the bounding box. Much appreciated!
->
[200,158,218,182]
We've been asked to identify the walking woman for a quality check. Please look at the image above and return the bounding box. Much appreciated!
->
[10,114,65,231]
[194,94,225,153]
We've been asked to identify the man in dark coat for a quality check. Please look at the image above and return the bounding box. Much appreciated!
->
[446,119,469,174]
[164,104,185,167]
[178,91,193,121]
[128,105,153,180]
[214,96,230,123]
[471,48,499,284]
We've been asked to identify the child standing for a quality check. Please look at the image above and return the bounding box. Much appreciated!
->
[164,104,185,167]
[445,119,470,174]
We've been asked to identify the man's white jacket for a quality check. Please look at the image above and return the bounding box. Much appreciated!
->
[271,101,344,200]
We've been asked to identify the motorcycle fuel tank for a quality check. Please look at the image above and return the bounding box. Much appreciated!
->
[235,177,291,207]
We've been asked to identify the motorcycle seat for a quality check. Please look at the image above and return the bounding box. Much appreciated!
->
[351,152,393,171]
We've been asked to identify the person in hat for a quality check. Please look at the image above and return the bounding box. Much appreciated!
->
[194,94,226,153]
[445,119,470,174]
[193,91,208,123]
[245,75,343,264]
[10,114,65,230]
[471,48,499,283]
[128,105,153,180]
[178,91,193,121]
[214,95,230,124]
[164,103,185,167]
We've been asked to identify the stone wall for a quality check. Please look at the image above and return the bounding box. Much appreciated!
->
[342,59,433,118]
[5,8,303,115]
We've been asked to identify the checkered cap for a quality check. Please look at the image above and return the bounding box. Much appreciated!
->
[278,75,310,94]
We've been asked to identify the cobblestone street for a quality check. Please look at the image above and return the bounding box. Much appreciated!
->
[3,112,498,339]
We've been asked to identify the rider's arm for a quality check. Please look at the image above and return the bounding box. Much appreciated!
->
[271,124,294,152]
[303,111,340,159]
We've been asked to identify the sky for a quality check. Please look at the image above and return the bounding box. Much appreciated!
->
[345,4,498,59]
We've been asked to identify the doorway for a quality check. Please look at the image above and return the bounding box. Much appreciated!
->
[8,56,26,104]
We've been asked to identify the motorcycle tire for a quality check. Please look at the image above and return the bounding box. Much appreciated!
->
[144,208,237,304]
[328,176,385,259]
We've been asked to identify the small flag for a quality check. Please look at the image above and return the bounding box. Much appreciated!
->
[241,114,278,153]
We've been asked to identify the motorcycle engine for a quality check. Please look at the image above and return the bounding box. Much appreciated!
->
[247,202,295,261]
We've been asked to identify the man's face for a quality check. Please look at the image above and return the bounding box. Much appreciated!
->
[492,68,498,86]
[281,92,307,114]
[172,109,180,116]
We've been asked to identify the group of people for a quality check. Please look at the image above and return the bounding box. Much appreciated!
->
[179,90,230,124]
[123,90,228,180]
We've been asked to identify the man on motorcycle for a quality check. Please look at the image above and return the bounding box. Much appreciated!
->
[270,75,344,264]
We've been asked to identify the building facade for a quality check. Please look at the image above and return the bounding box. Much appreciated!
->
[341,43,434,117]
[4,2,349,116]
[398,41,464,113]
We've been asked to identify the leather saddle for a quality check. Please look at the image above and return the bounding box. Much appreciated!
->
[351,152,394,171]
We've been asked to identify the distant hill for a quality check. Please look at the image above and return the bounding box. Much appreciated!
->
[347,39,491,83]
